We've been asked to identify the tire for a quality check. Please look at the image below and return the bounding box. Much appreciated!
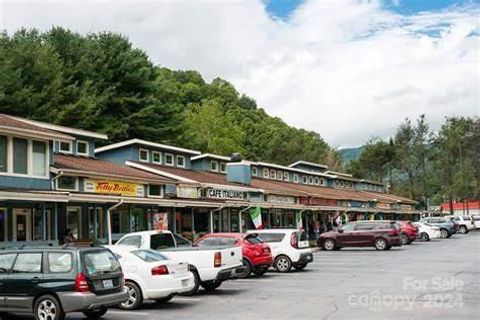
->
[293,264,307,271]
[242,259,252,278]
[274,255,292,273]
[420,232,430,241]
[201,280,222,291]
[440,229,449,239]
[83,307,108,319]
[179,270,200,296]
[374,238,388,251]
[459,226,467,234]
[155,294,175,304]
[252,266,269,276]
[119,281,143,310]
[34,294,65,320]
[322,239,336,251]
[400,233,409,246]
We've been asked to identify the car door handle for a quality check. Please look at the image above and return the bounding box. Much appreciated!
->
[31,277,41,283]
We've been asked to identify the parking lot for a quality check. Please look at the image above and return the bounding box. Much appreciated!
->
[32,231,477,320]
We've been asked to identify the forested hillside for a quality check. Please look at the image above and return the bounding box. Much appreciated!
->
[0,28,340,168]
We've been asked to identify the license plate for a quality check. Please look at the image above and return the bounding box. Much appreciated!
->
[103,279,114,289]
[182,279,188,287]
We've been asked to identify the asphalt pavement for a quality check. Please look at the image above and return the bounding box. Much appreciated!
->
[11,231,480,320]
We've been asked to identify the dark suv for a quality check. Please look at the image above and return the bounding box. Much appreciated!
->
[317,221,402,251]
[0,246,128,320]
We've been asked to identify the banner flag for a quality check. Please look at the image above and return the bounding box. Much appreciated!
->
[249,206,263,229]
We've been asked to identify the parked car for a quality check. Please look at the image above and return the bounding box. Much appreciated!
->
[395,221,419,245]
[246,229,313,272]
[317,221,402,251]
[472,215,480,229]
[114,230,244,294]
[194,233,273,277]
[419,217,457,238]
[0,246,128,320]
[412,222,441,241]
[107,247,194,310]
[444,215,475,234]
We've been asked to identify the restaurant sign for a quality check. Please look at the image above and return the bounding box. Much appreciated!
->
[299,197,337,206]
[84,179,144,197]
[177,185,199,199]
[267,194,296,204]
[205,188,245,200]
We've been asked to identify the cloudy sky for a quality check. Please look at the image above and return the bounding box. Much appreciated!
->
[0,0,479,147]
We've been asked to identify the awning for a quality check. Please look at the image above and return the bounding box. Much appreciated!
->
[0,190,70,202]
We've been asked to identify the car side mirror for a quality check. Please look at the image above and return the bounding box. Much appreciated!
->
[338,229,344,233]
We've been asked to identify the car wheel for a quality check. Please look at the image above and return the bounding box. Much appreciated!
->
[400,233,409,245]
[155,294,175,304]
[201,280,222,291]
[374,238,388,251]
[323,239,336,251]
[293,264,307,271]
[274,255,292,273]
[440,229,449,239]
[252,266,269,276]
[34,294,65,320]
[242,259,252,278]
[420,232,429,241]
[83,307,108,319]
[459,226,467,234]
[179,270,200,296]
[120,281,143,310]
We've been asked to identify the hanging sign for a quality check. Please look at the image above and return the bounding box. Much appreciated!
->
[84,179,144,197]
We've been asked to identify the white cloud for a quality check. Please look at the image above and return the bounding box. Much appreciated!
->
[0,0,479,147]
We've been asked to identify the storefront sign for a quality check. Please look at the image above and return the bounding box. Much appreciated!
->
[205,188,245,200]
[177,185,199,199]
[164,184,177,197]
[248,192,264,203]
[84,179,144,197]
[350,201,365,208]
[267,194,296,204]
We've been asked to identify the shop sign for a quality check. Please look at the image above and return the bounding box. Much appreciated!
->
[350,201,365,208]
[267,194,296,204]
[84,179,144,197]
[376,202,390,209]
[205,188,245,200]
[164,184,177,197]
[177,185,199,199]
[248,192,263,203]
[310,197,337,206]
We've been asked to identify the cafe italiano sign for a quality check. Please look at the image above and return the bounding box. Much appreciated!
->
[205,187,245,200]
[84,179,144,197]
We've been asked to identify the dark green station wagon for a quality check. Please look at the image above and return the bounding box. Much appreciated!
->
[0,246,128,320]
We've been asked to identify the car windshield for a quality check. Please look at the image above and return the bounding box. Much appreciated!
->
[82,250,121,276]
[131,250,168,262]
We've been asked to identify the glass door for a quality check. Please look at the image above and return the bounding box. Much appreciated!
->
[33,209,51,241]
[66,206,82,240]
[88,207,105,242]
[13,209,31,241]
[0,208,7,241]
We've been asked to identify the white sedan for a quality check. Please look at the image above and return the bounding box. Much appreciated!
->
[413,222,441,241]
[108,246,195,310]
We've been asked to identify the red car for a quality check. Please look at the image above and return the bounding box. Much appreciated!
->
[396,221,419,245]
[194,233,273,277]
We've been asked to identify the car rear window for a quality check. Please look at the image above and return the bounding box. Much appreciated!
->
[219,237,237,246]
[473,215,480,221]
[131,250,168,262]
[83,250,121,276]
[257,233,285,243]
[296,231,308,241]
[196,237,221,247]
[48,252,73,273]
[244,235,263,245]
[151,233,175,249]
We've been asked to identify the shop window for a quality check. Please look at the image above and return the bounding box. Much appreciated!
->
[210,160,218,172]
[220,162,226,173]
[263,168,269,178]
[66,206,81,239]
[177,155,186,168]
[33,209,51,241]
[76,141,89,156]
[88,207,105,241]
[293,174,299,183]
[0,136,7,172]
[57,176,78,191]
[32,141,47,176]
[284,172,289,181]
[0,208,7,241]
[149,185,162,197]
[152,151,162,164]
[13,138,28,174]
[252,167,258,176]
[59,141,72,154]
[165,153,174,166]
[270,170,276,179]
[139,148,149,162]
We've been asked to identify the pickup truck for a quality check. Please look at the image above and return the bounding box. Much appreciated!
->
[112,230,245,294]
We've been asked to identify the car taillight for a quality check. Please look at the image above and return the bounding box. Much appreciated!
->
[74,273,90,293]
[290,233,298,249]
[151,265,169,276]
[263,247,270,254]
[214,252,222,268]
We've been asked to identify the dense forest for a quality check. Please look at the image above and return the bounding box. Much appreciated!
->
[0,27,340,168]
[347,115,480,209]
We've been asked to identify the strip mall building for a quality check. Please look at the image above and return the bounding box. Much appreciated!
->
[0,114,420,245]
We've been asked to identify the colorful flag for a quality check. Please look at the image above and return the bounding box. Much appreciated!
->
[249,206,263,229]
